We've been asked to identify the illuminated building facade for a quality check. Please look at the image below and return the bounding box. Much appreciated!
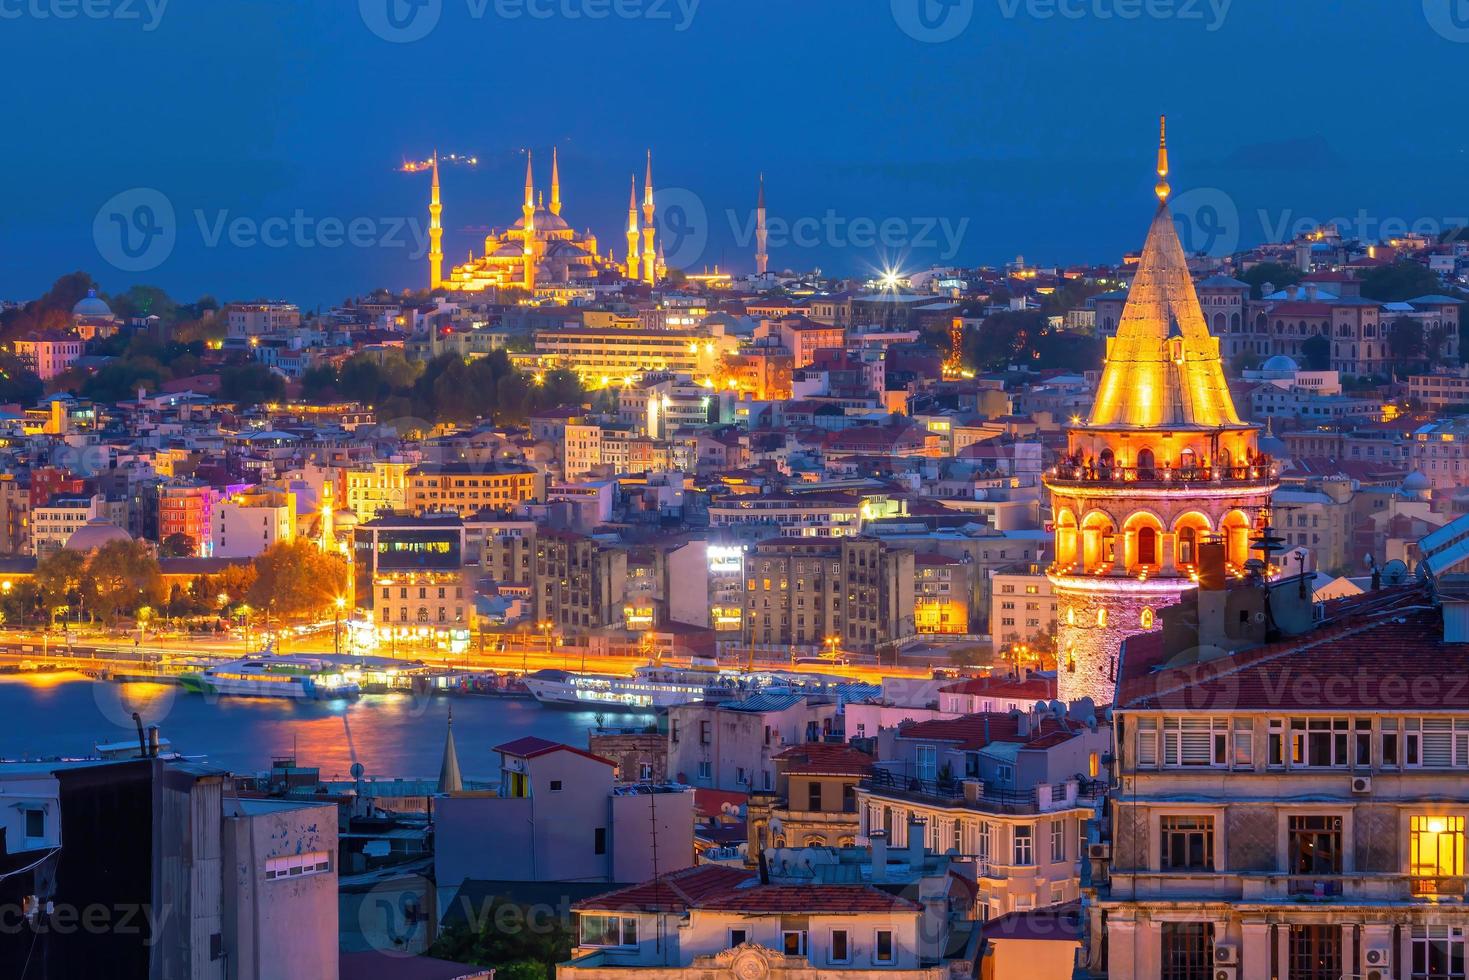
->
[532,326,736,383]
[913,553,971,635]
[342,461,411,521]
[1045,119,1276,705]
[405,463,541,516]
[353,514,472,646]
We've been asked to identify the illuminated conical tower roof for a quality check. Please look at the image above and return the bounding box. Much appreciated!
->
[1088,117,1241,431]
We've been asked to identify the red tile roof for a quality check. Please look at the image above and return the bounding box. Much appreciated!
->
[574,865,917,916]
[894,712,1079,751]
[773,743,875,777]
[1116,584,1451,711]
[493,736,614,767]
[939,674,1056,700]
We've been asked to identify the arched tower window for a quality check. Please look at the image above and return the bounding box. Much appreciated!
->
[1179,526,1197,565]
[1137,448,1155,479]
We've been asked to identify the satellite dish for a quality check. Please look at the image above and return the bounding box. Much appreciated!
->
[1381,559,1409,586]
[350,762,365,779]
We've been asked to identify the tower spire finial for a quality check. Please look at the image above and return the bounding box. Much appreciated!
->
[550,146,562,216]
[524,149,535,211]
[1155,114,1170,203]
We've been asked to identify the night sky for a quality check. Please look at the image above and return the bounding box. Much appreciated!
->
[2,1,1466,309]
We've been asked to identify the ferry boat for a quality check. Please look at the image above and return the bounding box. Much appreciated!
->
[523,662,841,711]
[179,655,362,700]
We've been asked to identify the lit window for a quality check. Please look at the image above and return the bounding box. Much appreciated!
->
[1411,816,1465,896]
[264,850,332,880]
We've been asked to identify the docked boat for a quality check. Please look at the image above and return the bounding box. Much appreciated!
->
[179,655,362,700]
[523,663,840,711]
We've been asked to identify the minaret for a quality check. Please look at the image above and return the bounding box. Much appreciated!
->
[522,152,537,292]
[1045,116,1276,706]
[755,172,768,276]
[641,150,657,285]
[550,146,562,217]
[428,150,444,290]
[625,173,641,281]
[438,705,463,794]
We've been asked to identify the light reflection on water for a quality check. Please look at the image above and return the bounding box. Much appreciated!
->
[0,675,655,780]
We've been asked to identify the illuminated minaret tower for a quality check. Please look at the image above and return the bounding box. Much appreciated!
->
[1045,116,1276,705]
[428,151,444,290]
[522,151,537,292]
[641,150,657,285]
[755,173,768,276]
[550,146,562,217]
[625,174,641,282]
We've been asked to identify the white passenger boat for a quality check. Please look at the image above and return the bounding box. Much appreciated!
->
[180,655,362,700]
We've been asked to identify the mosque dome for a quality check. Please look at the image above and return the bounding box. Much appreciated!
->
[72,289,113,319]
[63,519,133,553]
[1260,355,1299,374]
[1402,470,1432,493]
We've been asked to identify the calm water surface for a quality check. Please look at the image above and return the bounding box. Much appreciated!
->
[0,674,655,780]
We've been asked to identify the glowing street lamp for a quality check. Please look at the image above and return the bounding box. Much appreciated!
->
[334,596,347,655]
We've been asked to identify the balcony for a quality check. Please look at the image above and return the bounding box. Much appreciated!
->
[1044,458,1278,491]
[1112,871,1469,904]
[862,769,1104,815]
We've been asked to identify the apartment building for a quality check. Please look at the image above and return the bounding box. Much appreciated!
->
[990,566,1059,649]
[667,693,845,793]
[210,485,296,558]
[708,492,867,538]
[533,325,736,379]
[159,481,221,555]
[31,493,106,557]
[858,705,1108,921]
[743,536,916,655]
[405,462,540,515]
[227,301,301,338]
[341,460,411,520]
[534,528,628,631]
[914,552,972,634]
[746,742,875,864]
[1087,550,1469,978]
[352,513,472,642]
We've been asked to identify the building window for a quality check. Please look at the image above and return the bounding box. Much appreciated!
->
[916,744,936,782]
[978,821,991,862]
[729,928,748,948]
[875,930,894,963]
[782,931,807,957]
[830,929,849,963]
[1050,819,1066,863]
[1159,816,1214,871]
[264,850,331,880]
[1160,922,1213,980]
[808,783,823,812]
[1411,816,1466,896]
[1288,924,1341,980]
[1288,815,1343,883]
[23,809,44,840]
[697,761,712,780]
[594,828,607,855]
[1013,825,1034,866]
[580,914,638,948]
[550,780,563,792]
[1411,925,1465,980]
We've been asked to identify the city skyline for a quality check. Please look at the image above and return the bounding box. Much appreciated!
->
[5,3,1469,307]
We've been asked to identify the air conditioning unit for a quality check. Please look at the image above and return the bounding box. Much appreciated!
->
[1213,966,1236,980]
[1088,843,1111,861]
[1352,775,1372,794]
[1367,971,1386,980]
[1213,943,1239,965]
[1365,945,1392,970]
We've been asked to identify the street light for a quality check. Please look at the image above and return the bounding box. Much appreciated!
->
[334,596,346,655]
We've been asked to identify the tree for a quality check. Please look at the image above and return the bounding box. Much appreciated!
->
[248,540,348,620]
[84,539,164,625]
[1302,334,1331,371]
[34,549,86,612]
[219,363,286,407]
[1387,317,1425,373]
[1360,262,1444,303]
[1238,262,1300,300]
[427,898,573,977]
[160,532,198,558]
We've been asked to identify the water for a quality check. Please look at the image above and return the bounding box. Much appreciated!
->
[0,674,656,781]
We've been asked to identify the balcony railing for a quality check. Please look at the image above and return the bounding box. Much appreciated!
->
[1046,457,1278,489]
[862,769,1105,814]
[1111,871,1469,904]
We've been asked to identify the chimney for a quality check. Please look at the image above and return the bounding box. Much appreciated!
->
[1014,709,1030,739]
[870,830,888,882]
[1305,283,1318,301]
[1196,537,1229,648]
[1286,284,1299,300]
[907,816,926,865]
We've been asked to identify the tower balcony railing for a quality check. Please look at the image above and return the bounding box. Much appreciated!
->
[1045,456,1278,489]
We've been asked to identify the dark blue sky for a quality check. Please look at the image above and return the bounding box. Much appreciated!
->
[2,1,1466,310]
